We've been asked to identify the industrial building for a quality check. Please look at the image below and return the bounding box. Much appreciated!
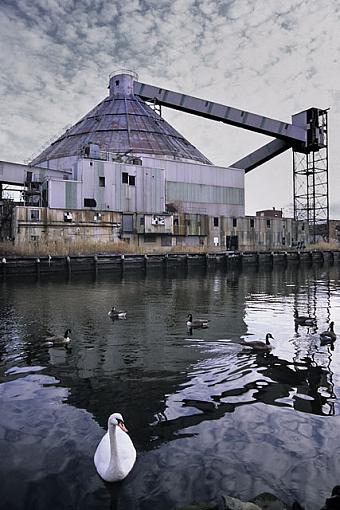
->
[0,70,314,251]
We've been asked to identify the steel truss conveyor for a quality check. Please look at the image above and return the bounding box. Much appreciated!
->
[134,81,329,241]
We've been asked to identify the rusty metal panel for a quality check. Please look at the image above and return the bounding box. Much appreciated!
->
[31,91,211,166]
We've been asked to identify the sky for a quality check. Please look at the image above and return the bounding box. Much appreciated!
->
[0,0,339,217]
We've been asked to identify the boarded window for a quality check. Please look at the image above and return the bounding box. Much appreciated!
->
[144,234,155,243]
[84,198,97,207]
[99,176,105,187]
[161,236,172,246]
[122,214,134,232]
[30,209,40,221]
[122,172,128,184]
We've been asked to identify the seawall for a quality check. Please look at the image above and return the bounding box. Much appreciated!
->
[1,250,339,277]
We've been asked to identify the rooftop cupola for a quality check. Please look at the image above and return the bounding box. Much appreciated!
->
[109,69,138,97]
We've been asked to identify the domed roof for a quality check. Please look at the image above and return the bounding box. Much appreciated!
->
[30,72,211,166]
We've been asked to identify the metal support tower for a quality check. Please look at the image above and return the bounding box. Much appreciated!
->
[293,110,329,242]
[134,80,330,243]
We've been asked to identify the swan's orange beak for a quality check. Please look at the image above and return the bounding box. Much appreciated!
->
[119,422,128,433]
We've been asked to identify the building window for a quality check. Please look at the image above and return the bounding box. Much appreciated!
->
[174,218,179,226]
[99,176,105,187]
[282,237,286,245]
[267,219,271,228]
[30,209,40,221]
[129,175,135,186]
[115,80,119,86]
[161,236,172,246]
[140,216,145,226]
[144,234,155,243]
[122,172,128,184]
[214,217,219,227]
[250,218,255,228]
[84,198,97,207]
[301,224,305,231]
[232,218,237,227]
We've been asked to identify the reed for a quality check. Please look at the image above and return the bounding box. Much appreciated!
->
[0,239,143,257]
[306,241,339,250]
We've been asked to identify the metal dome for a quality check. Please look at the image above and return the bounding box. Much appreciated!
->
[30,72,211,166]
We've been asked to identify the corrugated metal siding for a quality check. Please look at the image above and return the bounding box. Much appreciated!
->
[166,182,244,205]
[65,181,78,209]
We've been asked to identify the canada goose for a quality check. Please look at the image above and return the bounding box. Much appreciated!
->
[45,329,71,346]
[320,321,336,343]
[294,309,316,326]
[108,306,127,319]
[241,333,274,352]
[94,412,136,482]
[186,314,209,329]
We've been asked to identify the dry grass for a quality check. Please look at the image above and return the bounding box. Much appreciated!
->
[0,240,227,257]
[0,239,143,257]
[306,241,340,251]
[1,238,339,258]
[0,239,213,257]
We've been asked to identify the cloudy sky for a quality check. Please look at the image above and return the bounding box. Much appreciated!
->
[0,0,339,216]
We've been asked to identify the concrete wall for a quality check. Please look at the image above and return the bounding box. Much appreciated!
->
[12,205,307,251]
[206,216,307,249]
[14,207,122,244]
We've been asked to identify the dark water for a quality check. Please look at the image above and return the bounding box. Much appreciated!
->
[1,263,340,510]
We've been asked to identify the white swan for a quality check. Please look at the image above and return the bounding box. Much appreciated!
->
[94,413,136,482]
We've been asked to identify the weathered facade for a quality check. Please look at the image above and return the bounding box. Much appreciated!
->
[12,204,307,251]
[1,71,309,251]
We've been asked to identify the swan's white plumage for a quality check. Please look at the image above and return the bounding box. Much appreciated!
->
[94,413,136,482]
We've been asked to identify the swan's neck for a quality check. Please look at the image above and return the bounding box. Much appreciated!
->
[108,424,123,473]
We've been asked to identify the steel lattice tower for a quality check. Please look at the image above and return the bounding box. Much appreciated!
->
[293,110,329,243]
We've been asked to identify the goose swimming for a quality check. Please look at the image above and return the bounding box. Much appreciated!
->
[186,314,209,329]
[108,306,127,319]
[241,333,274,352]
[45,329,71,346]
[294,309,316,326]
[320,321,336,344]
[94,412,136,482]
